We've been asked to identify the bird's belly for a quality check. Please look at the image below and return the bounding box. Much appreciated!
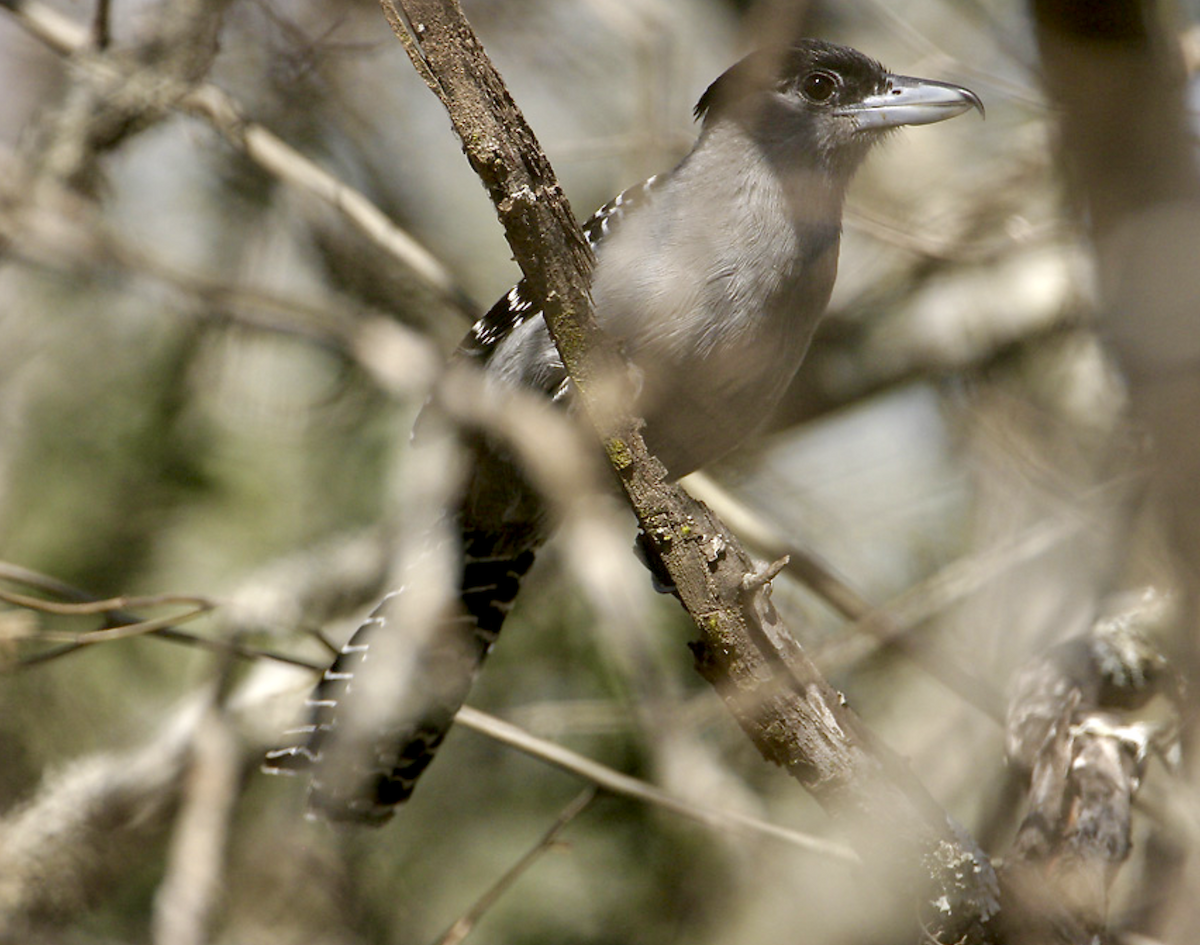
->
[591,223,837,477]
[634,326,813,477]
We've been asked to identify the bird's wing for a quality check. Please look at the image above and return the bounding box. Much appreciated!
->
[455,173,664,371]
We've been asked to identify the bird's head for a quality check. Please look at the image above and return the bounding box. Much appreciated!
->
[695,40,983,180]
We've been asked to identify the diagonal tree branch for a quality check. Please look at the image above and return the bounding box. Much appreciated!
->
[380,1,1000,939]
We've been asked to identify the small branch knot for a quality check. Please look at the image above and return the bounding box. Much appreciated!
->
[741,555,790,593]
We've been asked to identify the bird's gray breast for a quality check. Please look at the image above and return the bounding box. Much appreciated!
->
[586,165,839,476]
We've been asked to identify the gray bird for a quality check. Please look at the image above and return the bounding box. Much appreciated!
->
[265,40,983,823]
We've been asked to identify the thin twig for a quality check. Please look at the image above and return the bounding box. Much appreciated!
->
[456,706,856,861]
[0,560,107,604]
[0,560,321,672]
[433,788,596,945]
[33,606,214,645]
[11,627,322,672]
[0,588,212,617]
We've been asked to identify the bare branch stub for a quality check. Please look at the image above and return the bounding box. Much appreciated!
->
[999,593,1177,942]
[382,2,1000,937]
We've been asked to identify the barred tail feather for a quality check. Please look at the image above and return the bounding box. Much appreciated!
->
[264,527,541,824]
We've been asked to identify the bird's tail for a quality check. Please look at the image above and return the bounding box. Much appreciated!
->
[264,526,541,824]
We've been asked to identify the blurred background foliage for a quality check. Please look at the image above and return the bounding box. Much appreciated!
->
[0,0,1194,942]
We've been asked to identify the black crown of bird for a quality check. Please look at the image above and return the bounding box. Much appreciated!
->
[264,39,982,825]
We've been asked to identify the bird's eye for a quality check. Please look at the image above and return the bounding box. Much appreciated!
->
[800,70,838,104]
